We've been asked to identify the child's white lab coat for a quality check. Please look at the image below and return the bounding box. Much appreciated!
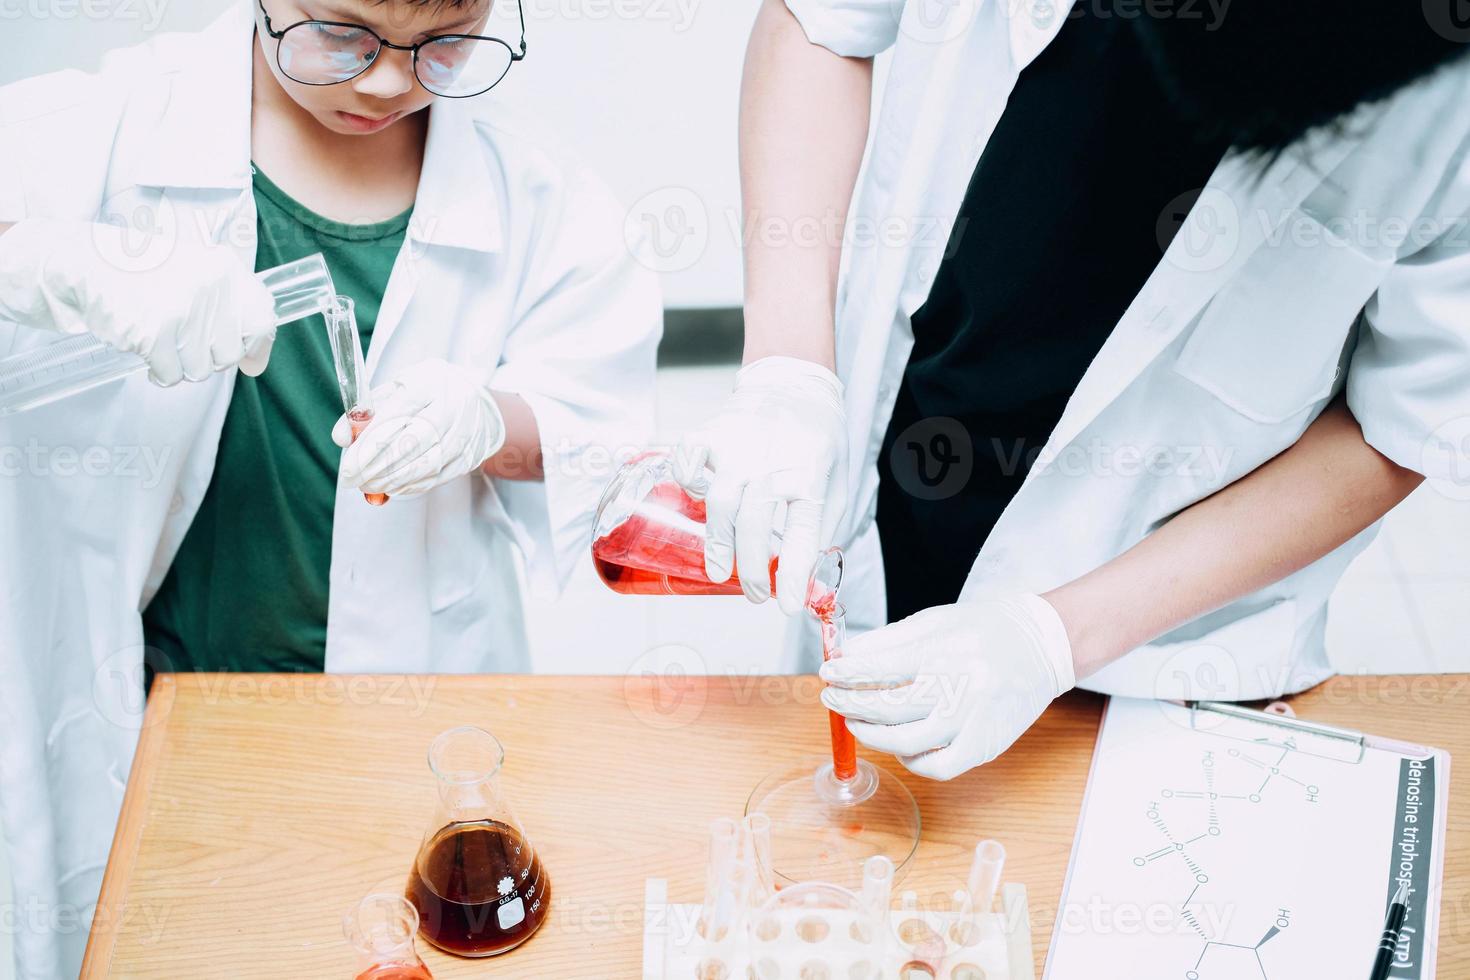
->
[0,6,661,976]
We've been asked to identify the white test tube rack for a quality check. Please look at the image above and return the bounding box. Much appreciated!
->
[643,823,1035,980]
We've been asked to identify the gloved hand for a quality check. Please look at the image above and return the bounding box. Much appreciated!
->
[672,356,846,614]
[819,594,1076,780]
[334,358,507,498]
[0,218,277,385]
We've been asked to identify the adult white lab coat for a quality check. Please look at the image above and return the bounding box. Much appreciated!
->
[0,6,661,977]
[781,0,1470,693]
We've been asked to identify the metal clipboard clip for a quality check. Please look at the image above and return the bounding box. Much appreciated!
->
[1187,700,1367,764]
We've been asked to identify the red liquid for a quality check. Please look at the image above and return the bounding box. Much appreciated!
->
[355,965,433,980]
[406,820,550,958]
[349,409,390,507]
[820,610,858,782]
[592,480,779,595]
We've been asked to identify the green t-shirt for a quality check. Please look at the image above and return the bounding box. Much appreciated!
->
[142,167,411,673]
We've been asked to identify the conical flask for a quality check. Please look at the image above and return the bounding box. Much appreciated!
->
[591,450,843,608]
[405,726,551,957]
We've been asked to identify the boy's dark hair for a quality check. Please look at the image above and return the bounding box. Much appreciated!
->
[1131,2,1470,156]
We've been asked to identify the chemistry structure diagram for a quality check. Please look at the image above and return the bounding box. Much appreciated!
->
[1131,738,1320,979]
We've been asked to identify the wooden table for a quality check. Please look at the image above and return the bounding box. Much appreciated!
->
[81,673,1470,978]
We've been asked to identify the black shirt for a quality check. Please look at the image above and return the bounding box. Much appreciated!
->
[875,5,1233,623]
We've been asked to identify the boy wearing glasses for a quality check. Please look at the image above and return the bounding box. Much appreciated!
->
[0,3,659,973]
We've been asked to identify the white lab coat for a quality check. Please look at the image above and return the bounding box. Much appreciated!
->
[781,0,1470,693]
[0,6,661,977]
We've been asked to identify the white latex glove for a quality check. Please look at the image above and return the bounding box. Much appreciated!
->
[672,356,846,614]
[333,358,507,498]
[820,594,1076,781]
[0,218,277,385]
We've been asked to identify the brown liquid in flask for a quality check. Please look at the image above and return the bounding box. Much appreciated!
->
[407,727,552,959]
[407,819,550,957]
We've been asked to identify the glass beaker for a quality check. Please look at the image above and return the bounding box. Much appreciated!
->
[405,727,550,958]
[591,451,843,610]
[343,893,434,980]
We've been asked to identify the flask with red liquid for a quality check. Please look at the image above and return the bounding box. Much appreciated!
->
[343,893,434,980]
[405,726,550,958]
[591,451,842,609]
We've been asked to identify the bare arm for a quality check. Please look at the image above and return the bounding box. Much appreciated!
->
[481,391,544,482]
[1046,396,1424,677]
[740,0,873,369]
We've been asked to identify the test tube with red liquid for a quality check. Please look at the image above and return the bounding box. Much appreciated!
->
[820,602,859,783]
[325,296,388,506]
[590,451,842,609]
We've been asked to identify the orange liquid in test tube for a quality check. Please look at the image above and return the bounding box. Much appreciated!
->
[349,409,389,507]
[820,610,858,782]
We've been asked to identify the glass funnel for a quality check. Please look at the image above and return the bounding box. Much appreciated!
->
[746,604,921,891]
[405,727,550,958]
[343,893,434,980]
[591,450,843,607]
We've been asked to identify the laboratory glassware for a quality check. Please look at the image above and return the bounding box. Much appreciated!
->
[821,603,858,783]
[891,839,1008,974]
[343,892,434,980]
[746,601,921,892]
[744,855,896,980]
[951,839,1006,947]
[0,252,336,416]
[660,822,1031,978]
[591,450,844,609]
[405,726,550,958]
[324,296,387,506]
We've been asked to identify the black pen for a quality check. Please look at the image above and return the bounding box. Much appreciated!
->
[1369,879,1412,980]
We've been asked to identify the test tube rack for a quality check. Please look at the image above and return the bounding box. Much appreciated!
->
[641,818,1035,980]
[643,879,1034,980]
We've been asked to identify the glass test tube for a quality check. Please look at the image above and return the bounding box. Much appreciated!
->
[966,839,1006,915]
[324,296,387,507]
[695,818,741,944]
[0,253,335,416]
[821,602,859,782]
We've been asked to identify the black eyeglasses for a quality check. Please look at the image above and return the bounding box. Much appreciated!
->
[257,0,526,99]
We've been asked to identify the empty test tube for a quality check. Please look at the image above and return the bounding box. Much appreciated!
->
[948,887,979,947]
[966,839,1007,915]
[696,818,741,943]
[742,812,776,908]
[860,855,895,916]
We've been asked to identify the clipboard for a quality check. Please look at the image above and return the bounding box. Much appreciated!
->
[1043,697,1451,980]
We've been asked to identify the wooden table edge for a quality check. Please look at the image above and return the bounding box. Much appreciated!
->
[79,674,178,979]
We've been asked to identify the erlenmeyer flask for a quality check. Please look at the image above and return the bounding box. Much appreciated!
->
[405,726,551,957]
[591,451,843,609]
